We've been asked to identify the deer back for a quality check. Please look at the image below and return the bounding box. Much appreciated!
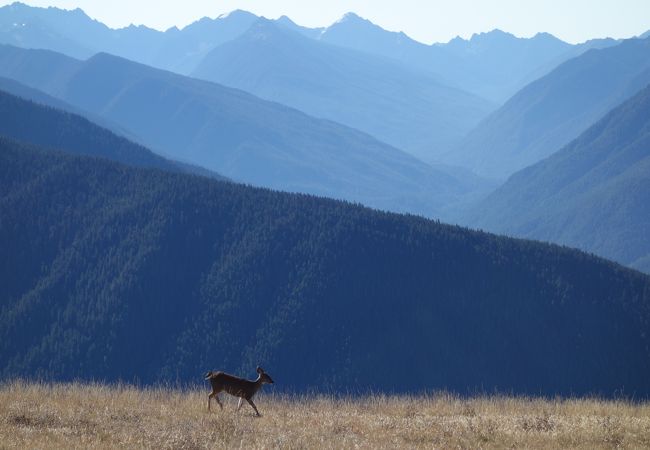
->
[209,371,258,398]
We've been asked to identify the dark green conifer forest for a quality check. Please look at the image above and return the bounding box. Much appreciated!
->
[1,138,649,397]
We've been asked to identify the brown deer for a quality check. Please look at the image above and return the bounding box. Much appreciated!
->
[204,366,274,416]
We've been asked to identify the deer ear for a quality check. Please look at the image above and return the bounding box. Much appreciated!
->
[256,366,264,374]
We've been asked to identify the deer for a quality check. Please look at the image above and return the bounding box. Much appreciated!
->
[204,366,274,416]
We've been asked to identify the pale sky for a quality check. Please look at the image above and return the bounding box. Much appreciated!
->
[3,0,650,44]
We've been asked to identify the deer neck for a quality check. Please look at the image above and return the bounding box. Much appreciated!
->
[252,375,264,393]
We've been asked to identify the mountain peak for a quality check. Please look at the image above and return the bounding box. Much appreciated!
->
[470,29,516,42]
[276,15,296,25]
[217,9,257,21]
[532,31,566,44]
[334,12,370,26]
[7,1,28,9]
[239,17,290,42]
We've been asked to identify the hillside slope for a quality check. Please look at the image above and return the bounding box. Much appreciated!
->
[449,37,650,180]
[0,44,483,218]
[0,89,226,179]
[465,84,650,273]
[193,19,494,162]
[1,140,649,396]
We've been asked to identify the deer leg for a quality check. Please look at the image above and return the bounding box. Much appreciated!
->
[247,398,261,417]
[237,397,244,411]
[214,394,223,410]
[207,392,214,411]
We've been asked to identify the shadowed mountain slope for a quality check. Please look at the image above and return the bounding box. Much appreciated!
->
[1,139,649,396]
[193,19,494,162]
[465,84,650,273]
[0,88,225,178]
[0,44,487,218]
[448,37,650,180]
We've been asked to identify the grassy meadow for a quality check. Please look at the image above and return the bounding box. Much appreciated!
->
[0,381,649,449]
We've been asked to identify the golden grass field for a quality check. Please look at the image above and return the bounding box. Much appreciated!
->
[1,381,649,449]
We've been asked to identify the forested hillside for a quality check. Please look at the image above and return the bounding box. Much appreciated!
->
[1,139,649,396]
[465,84,650,273]
[0,89,223,178]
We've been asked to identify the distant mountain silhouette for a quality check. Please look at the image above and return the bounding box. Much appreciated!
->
[0,1,101,58]
[516,37,621,90]
[448,37,650,180]
[318,12,428,66]
[2,138,649,396]
[0,2,256,74]
[193,19,494,162]
[317,13,582,102]
[0,3,624,103]
[148,10,258,73]
[464,84,650,273]
[0,44,489,219]
[274,15,324,39]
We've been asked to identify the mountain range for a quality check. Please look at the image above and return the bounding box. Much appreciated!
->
[0,44,490,218]
[449,36,650,180]
[2,2,641,168]
[1,135,648,396]
[192,19,493,162]
[0,2,258,73]
[314,13,579,102]
[464,83,650,273]
[0,3,631,104]
[1,1,650,397]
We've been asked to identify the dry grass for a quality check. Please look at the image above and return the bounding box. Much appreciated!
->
[0,381,649,449]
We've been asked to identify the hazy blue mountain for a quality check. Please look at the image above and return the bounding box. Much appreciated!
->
[2,140,649,396]
[0,44,488,218]
[274,15,324,39]
[442,30,577,101]
[448,37,650,180]
[0,3,625,104]
[149,10,258,74]
[516,37,621,91]
[0,88,224,178]
[0,1,100,59]
[0,3,256,74]
[0,75,77,111]
[318,14,574,102]
[465,84,650,273]
[192,19,494,162]
[0,75,145,142]
[0,1,168,64]
[318,12,431,65]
